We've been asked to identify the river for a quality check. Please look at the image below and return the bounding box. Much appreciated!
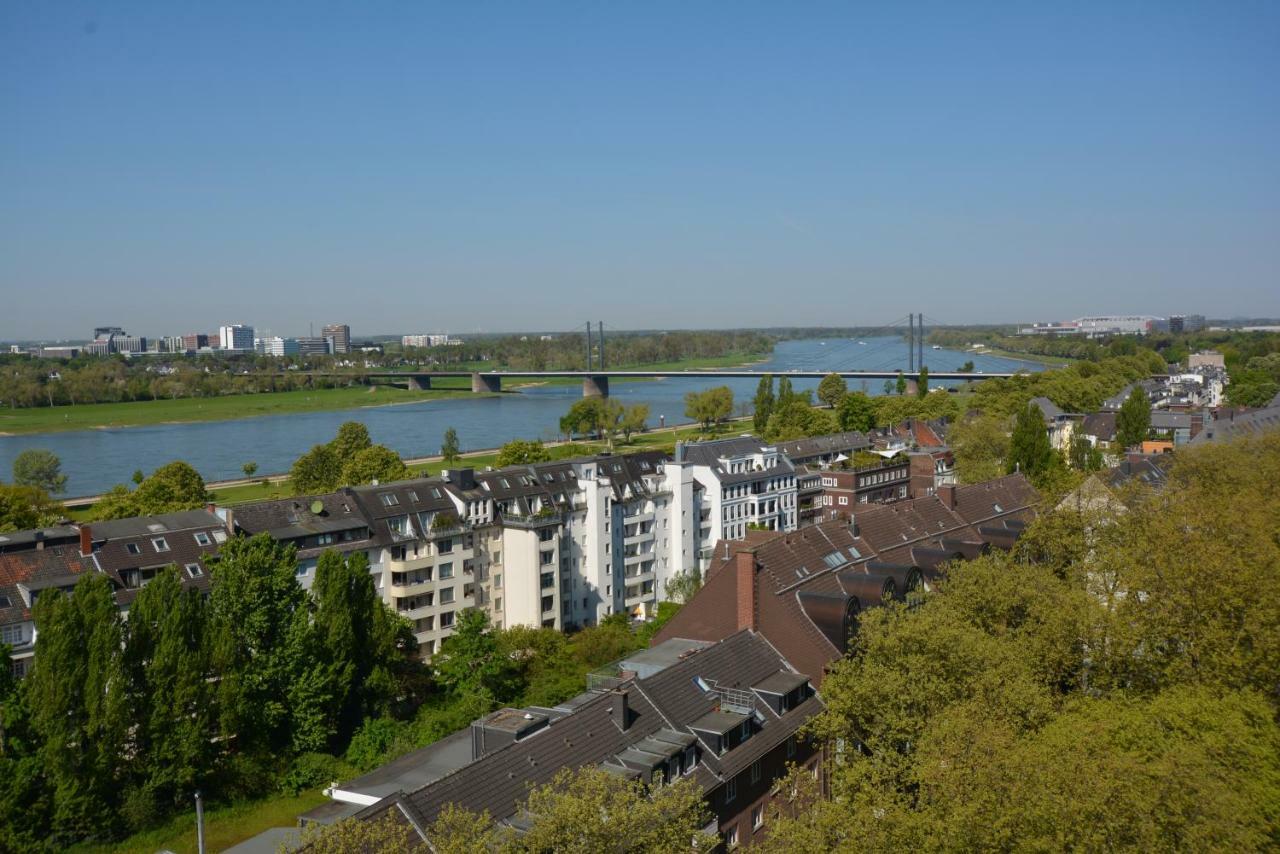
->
[0,338,1041,496]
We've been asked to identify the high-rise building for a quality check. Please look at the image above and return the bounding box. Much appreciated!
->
[1169,314,1205,334]
[259,336,301,357]
[322,324,351,354]
[182,333,210,351]
[219,324,254,351]
[295,336,332,356]
[85,327,145,355]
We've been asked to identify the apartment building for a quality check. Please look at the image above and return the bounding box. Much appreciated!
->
[678,437,798,564]
[227,453,697,657]
[322,323,351,354]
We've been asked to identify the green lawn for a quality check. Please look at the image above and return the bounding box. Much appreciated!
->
[67,789,329,854]
[0,385,480,436]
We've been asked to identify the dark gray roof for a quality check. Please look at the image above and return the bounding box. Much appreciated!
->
[775,431,873,462]
[1188,406,1280,444]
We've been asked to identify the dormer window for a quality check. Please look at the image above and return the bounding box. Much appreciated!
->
[152,537,170,552]
[126,543,141,555]
[380,493,399,507]
[194,532,212,547]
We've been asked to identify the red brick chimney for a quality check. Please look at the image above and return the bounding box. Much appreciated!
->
[736,550,756,632]
[79,524,92,557]
[937,484,956,510]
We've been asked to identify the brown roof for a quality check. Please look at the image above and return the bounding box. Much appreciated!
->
[655,474,1039,685]
[0,545,99,624]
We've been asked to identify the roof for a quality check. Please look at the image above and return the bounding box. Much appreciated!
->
[1150,411,1192,430]
[345,632,819,838]
[86,511,225,602]
[0,545,99,625]
[1188,406,1280,445]
[654,474,1039,685]
[1081,412,1117,442]
[774,431,872,461]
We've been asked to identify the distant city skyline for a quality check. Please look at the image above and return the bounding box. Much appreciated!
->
[3,3,1278,340]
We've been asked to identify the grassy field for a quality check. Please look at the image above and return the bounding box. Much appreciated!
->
[67,789,329,854]
[0,384,480,436]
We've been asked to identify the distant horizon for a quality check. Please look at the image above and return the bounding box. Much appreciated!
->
[7,315,1280,348]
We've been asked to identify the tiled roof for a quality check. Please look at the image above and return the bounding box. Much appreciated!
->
[1188,406,1280,445]
[655,474,1039,685]
[1081,412,1117,442]
[348,632,819,839]
[0,545,99,624]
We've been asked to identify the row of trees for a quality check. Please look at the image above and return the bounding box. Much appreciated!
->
[762,432,1280,851]
[560,398,650,448]
[0,352,372,410]
[0,536,420,849]
[389,329,774,373]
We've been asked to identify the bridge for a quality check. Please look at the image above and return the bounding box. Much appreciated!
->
[342,314,1027,397]
[371,368,1017,397]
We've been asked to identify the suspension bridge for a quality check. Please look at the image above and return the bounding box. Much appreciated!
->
[365,314,1023,397]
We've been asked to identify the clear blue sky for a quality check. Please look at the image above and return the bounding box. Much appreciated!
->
[2,2,1277,341]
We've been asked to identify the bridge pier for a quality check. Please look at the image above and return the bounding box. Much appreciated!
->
[582,375,610,398]
[405,375,431,391]
[472,373,502,394]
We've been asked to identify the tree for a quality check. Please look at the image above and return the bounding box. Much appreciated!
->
[339,444,409,486]
[495,439,551,467]
[311,550,415,743]
[241,461,258,479]
[776,376,796,408]
[684,386,733,433]
[753,375,775,434]
[27,573,129,844]
[896,372,908,395]
[1007,402,1055,480]
[1116,387,1152,449]
[294,811,418,853]
[291,442,341,494]
[619,404,649,444]
[917,366,929,398]
[959,360,975,373]
[837,391,876,433]
[560,398,608,439]
[1068,432,1103,471]
[817,373,848,409]
[11,449,67,494]
[0,483,61,533]
[765,400,837,442]
[442,427,461,465]
[131,461,210,516]
[432,610,521,702]
[427,766,716,853]
[121,569,215,823]
[664,568,702,604]
[330,421,373,460]
[207,534,310,755]
[948,415,1010,484]
[131,469,145,485]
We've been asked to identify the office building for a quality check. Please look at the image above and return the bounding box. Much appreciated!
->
[322,323,351,354]
[219,324,255,351]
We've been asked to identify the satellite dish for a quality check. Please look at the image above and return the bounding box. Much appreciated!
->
[310,500,324,515]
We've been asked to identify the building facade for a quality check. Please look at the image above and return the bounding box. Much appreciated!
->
[322,323,351,354]
[219,324,255,351]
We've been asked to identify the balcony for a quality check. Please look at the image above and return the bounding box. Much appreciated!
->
[503,511,562,530]
[389,577,435,597]
[623,510,654,524]
[386,553,435,573]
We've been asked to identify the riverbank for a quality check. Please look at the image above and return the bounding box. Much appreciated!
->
[62,417,744,517]
[963,346,1076,367]
[0,384,484,436]
[2,351,771,436]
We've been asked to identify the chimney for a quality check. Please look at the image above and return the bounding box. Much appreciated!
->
[736,550,756,632]
[79,524,92,557]
[610,688,630,731]
[937,484,956,510]
[35,530,45,551]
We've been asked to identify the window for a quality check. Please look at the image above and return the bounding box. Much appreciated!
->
[726,824,739,849]
[493,573,502,589]
[0,595,9,608]
[741,721,751,740]
[438,562,454,579]
[184,563,203,579]
[152,537,170,552]
[194,531,212,546]
[439,611,455,628]
[752,804,764,831]
[1,624,26,645]
[492,551,501,565]
[126,543,141,555]
[440,587,455,605]
[541,572,555,590]
[725,777,737,803]
[540,550,555,566]
[750,760,761,784]
[379,493,399,507]
[786,735,796,758]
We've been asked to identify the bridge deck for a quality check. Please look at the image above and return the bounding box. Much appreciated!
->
[368,370,1018,380]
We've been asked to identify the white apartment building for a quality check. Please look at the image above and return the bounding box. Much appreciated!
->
[228,453,697,657]
[677,436,798,567]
